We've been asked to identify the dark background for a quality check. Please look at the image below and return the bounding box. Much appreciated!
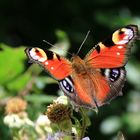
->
[0,0,140,139]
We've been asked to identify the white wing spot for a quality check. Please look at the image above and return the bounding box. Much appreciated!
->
[45,61,49,65]
[39,57,46,62]
[117,46,123,49]
[117,52,120,55]
[51,67,54,70]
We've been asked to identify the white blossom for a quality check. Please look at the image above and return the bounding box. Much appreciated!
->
[82,137,90,140]
[4,114,34,128]
[35,115,52,135]
[54,95,68,105]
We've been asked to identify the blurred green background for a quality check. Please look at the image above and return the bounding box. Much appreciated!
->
[0,0,140,139]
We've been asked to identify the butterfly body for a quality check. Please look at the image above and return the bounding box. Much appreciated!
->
[70,55,101,107]
[25,25,139,109]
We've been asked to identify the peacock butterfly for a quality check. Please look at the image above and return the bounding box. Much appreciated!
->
[25,25,139,109]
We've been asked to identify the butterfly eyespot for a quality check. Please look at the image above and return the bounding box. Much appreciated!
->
[119,30,124,34]
[27,48,47,62]
[104,68,120,82]
[59,77,74,95]
[109,69,120,82]
[35,49,39,53]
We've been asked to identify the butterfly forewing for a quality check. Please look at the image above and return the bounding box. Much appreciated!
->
[84,25,138,68]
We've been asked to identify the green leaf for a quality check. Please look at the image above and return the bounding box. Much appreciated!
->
[0,44,26,85]
[100,116,122,134]
[25,94,57,104]
[122,113,140,133]
[50,30,70,56]
[6,72,31,92]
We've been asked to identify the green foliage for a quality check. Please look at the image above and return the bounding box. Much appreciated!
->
[0,44,25,85]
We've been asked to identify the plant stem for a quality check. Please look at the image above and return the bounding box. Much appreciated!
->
[79,108,88,139]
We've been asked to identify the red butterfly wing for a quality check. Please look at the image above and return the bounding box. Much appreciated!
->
[85,25,138,68]
[96,68,126,106]
[25,48,72,80]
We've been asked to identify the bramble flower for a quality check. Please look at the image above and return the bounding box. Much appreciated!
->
[3,96,91,139]
[46,131,72,140]
[54,95,69,106]
[43,95,73,138]
[36,115,51,129]
[45,102,71,123]
[45,96,71,124]
[5,97,27,114]
[4,112,34,128]
[4,97,34,128]
[82,137,90,140]
[4,114,24,128]
[72,127,77,135]
[35,115,53,137]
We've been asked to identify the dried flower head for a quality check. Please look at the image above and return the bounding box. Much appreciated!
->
[45,103,71,123]
[5,97,27,114]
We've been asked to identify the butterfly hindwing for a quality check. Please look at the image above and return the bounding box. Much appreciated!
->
[25,48,72,80]
[98,67,126,105]
[85,25,138,68]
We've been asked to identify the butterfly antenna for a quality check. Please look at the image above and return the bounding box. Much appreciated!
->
[43,40,73,56]
[76,30,90,55]
[43,40,56,48]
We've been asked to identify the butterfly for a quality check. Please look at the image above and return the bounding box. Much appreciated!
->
[25,25,139,109]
